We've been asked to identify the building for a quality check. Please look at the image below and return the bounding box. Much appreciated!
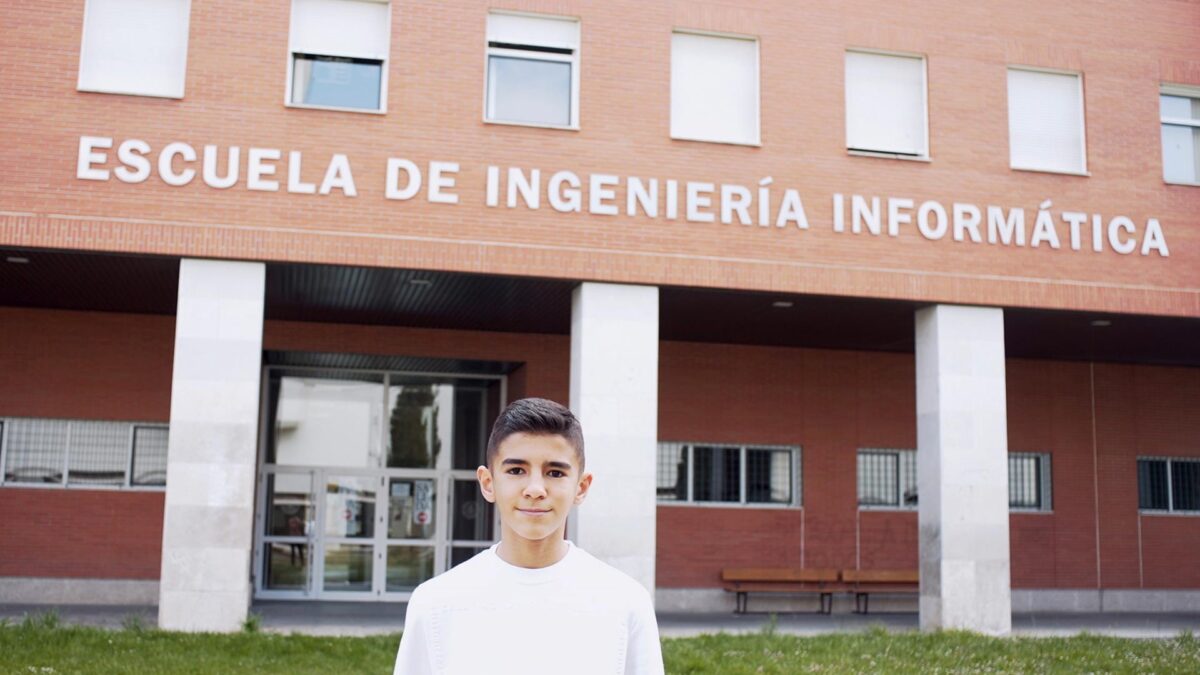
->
[1,0,1198,635]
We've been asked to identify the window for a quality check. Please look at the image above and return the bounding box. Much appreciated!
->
[1161,86,1200,185]
[1007,67,1087,174]
[1139,457,1200,513]
[857,449,917,508]
[485,12,580,128]
[857,449,1053,511]
[657,442,798,506]
[845,50,928,157]
[1008,452,1052,512]
[670,31,760,145]
[288,0,390,112]
[77,0,191,98]
[0,417,168,489]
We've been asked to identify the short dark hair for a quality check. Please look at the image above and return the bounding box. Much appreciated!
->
[486,398,585,470]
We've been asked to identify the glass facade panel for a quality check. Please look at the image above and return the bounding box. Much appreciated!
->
[388,477,436,540]
[292,54,382,110]
[323,543,372,592]
[264,542,308,590]
[386,545,435,592]
[267,472,314,537]
[451,478,493,542]
[271,374,385,468]
[451,546,490,568]
[487,56,571,126]
[386,382,452,469]
[452,387,486,470]
[324,475,376,539]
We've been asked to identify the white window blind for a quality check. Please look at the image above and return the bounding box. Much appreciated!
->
[291,0,390,61]
[1007,68,1086,173]
[671,32,759,145]
[77,0,191,98]
[487,12,579,50]
[845,51,927,156]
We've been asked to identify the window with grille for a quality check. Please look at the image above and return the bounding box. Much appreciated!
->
[857,449,1053,511]
[1008,452,1052,511]
[0,417,169,489]
[1138,457,1200,513]
[857,449,918,508]
[656,442,799,506]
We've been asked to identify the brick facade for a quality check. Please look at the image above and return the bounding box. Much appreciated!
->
[1,1,1197,315]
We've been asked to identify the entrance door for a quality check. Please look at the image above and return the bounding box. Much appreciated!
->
[254,368,502,601]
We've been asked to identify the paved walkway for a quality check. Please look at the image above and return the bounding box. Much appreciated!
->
[2,603,1198,639]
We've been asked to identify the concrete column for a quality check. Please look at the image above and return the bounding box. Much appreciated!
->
[916,304,1012,635]
[568,282,659,596]
[159,259,265,632]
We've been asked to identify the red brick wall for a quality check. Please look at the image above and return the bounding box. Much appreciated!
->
[0,488,164,579]
[1,1,1197,316]
[656,341,1200,590]
[0,307,173,579]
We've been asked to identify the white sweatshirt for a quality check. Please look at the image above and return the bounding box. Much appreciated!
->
[393,542,664,675]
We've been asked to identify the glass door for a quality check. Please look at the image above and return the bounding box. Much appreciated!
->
[258,469,317,598]
[318,473,380,598]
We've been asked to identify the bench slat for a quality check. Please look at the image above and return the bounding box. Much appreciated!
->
[840,569,919,584]
[721,568,839,583]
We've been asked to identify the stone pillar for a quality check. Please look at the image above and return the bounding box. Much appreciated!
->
[158,259,265,632]
[916,304,1011,635]
[568,282,659,596]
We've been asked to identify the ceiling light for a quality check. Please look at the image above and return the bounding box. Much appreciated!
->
[6,256,29,264]
[409,278,433,287]
[1090,319,1111,327]
[772,300,794,308]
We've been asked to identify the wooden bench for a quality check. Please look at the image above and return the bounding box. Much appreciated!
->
[840,569,919,614]
[721,568,841,614]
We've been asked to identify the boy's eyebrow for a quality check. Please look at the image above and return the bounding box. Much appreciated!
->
[499,458,574,471]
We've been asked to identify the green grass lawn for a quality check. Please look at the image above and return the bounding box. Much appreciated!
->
[1,614,1197,674]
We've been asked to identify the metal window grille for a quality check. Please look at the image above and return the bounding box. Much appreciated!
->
[4,418,69,484]
[132,426,170,487]
[1,417,168,490]
[858,449,914,508]
[66,421,131,486]
[1139,457,1200,512]
[656,442,800,506]
[1008,452,1052,511]
[656,442,688,501]
[693,445,740,502]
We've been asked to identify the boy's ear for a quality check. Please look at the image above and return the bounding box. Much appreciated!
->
[476,465,496,503]
[573,471,593,506]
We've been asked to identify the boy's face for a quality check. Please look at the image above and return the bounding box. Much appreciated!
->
[476,432,592,545]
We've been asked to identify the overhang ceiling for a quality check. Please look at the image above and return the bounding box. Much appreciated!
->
[3,247,1198,367]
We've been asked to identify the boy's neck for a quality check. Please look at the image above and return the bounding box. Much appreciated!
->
[496,535,570,569]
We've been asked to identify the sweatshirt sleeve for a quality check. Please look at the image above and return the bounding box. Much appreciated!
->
[394,588,435,675]
[624,589,665,675]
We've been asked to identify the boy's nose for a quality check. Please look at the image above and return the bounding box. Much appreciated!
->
[523,476,547,498]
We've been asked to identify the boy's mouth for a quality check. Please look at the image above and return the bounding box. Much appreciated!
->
[517,508,551,515]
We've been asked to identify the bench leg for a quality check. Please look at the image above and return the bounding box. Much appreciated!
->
[819,592,832,615]
[855,592,868,614]
[736,591,747,614]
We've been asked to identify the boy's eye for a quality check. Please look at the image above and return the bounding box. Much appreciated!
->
[505,467,525,475]
[547,470,566,478]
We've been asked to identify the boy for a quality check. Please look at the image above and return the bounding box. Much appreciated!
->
[393,397,664,675]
